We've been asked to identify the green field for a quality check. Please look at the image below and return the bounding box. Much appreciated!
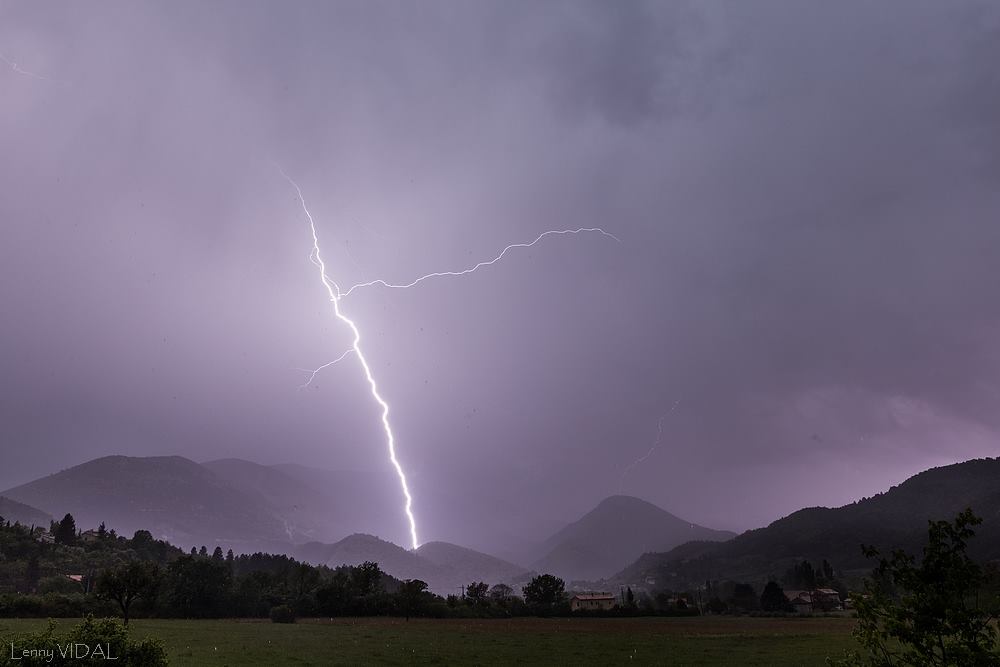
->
[0,616,858,666]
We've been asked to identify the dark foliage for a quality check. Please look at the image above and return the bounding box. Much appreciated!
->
[53,514,76,547]
[759,581,793,613]
[834,508,1000,666]
[94,561,160,625]
[164,555,232,618]
[522,574,568,614]
[269,604,296,623]
[0,516,697,622]
[397,579,431,620]
[0,616,167,666]
[730,583,758,612]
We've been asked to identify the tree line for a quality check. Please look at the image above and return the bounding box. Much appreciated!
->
[0,514,641,622]
[0,512,876,622]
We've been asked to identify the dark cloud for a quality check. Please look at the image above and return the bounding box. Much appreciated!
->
[2,1,999,546]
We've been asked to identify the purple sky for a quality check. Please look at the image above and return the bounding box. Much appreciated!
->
[2,1,1000,549]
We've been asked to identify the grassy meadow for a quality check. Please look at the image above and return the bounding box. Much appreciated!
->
[0,615,858,666]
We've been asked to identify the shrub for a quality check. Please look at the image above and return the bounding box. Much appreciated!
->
[0,615,168,666]
[0,593,114,619]
[38,576,83,595]
[269,604,296,624]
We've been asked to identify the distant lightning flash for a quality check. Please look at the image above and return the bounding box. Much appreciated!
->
[0,52,49,80]
[618,401,680,493]
[278,167,421,549]
[341,227,621,298]
[278,166,619,551]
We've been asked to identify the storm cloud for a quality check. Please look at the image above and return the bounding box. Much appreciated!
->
[2,1,999,550]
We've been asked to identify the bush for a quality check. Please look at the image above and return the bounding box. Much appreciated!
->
[269,604,296,624]
[0,615,168,666]
[37,576,83,595]
[0,593,113,618]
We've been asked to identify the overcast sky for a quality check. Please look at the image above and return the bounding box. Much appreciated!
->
[2,1,999,550]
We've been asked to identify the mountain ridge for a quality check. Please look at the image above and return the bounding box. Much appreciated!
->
[532,494,736,582]
[1,454,539,592]
[0,495,52,527]
[611,457,1000,589]
[1,455,290,551]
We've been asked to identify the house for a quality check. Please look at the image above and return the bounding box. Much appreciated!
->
[570,592,617,611]
[783,590,814,614]
[79,530,102,544]
[784,590,813,613]
[812,588,843,611]
[784,589,843,613]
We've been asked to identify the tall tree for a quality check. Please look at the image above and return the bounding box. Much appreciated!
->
[760,581,793,612]
[355,561,383,597]
[785,560,817,590]
[465,581,489,606]
[53,513,76,546]
[292,561,320,598]
[316,570,353,616]
[522,574,566,610]
[95,561,161,625]
[821,559,835,583]
[397,579,429,620]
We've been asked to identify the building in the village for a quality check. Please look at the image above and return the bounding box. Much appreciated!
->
[569,592,617,611]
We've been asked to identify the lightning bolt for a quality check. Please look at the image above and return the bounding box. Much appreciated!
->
[618,400,680,493]
[340,227,621,298]
[278,166,620,551]
[278,166,421,549]
[0,52,49,80]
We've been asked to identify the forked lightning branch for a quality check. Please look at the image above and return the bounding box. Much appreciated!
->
[279,167,618,549]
